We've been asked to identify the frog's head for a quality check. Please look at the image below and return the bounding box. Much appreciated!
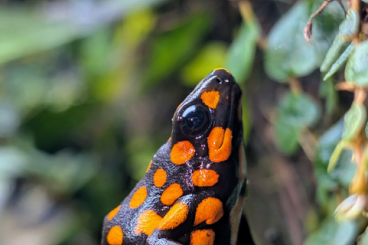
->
[170,68,243,164]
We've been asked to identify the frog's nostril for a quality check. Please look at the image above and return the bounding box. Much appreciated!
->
[212,68,235,85]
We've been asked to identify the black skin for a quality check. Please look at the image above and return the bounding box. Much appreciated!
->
[101,69,253,245]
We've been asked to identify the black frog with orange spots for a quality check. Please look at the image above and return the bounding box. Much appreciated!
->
[101,69,251,245]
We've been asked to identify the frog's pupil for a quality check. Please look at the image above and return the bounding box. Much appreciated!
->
[183,106,204,129]
[180,104,209,136]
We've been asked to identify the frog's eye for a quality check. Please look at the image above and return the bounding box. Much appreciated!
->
[179,104,210,136]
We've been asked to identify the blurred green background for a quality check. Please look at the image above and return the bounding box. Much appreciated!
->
[0,0,361,245]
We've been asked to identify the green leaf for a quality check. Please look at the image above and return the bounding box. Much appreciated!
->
[327,141,354,173]
[323,43,354,81]
[314,120,344,205]
[225,19,260,83]
[265,1,318,82]
[342,103,367,140]
[320,9,359,73]
[278,92,321,127]
[143,13,212,88]
[339,10,359,39]
[126,136,158,180]
[80,9,157,77]
[265,0,343,82]
[329,148,356,187]
[180,42,227,87]
[345,40,368,86]
[26,150,98,194]
[319,79,338,114]
[0,101,20,137]
[273,92,320,155]
[315,120,344,168]
[320,36,349,73]
[0,0,164,64]
[315,119,357,188]
[315,172,338,206]
[0,10,77,64]
[358,229,368,245]
[304,218,358,245]
[118,8,158,50]
[4,63,86,113]
[274,118,300,155]
[310,0,345,64]
[0,147,27,179]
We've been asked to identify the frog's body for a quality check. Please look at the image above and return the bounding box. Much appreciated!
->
[102,69,248,245]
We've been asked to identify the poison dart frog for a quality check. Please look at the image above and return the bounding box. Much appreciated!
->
[102,68,248,245]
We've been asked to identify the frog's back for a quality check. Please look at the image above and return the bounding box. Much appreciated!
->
[102,69,248,245]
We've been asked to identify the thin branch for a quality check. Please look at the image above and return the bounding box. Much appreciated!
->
[288,78,302,94]
[336,0,347,15]
[304,0,332,43]
[351,0,361,44]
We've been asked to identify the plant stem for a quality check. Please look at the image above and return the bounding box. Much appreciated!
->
[355,88,367,105]
[239,0,255,23]
[352,0,361,44]
[288,78,301,94]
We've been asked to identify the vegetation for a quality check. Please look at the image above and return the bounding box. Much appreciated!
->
[1,0,368,244]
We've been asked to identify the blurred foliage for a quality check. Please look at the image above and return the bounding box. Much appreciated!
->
[274,92,320,154]
[225,16,260,83]
[1,0,368,245]
[304,218,357,245]
[265,0,343,82]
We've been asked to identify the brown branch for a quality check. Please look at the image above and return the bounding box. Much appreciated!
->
[288,78,302,94]
[304,0,332,43]
[352,0,361,44]
[355,88,367,105]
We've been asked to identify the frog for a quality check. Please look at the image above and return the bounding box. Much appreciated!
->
[101,68,250,245]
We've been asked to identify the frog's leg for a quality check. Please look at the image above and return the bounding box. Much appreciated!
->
[146,193,223,245]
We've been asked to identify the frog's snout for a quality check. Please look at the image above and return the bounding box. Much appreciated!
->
[212,68,236,85]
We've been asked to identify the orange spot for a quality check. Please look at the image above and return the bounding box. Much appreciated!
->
[146,160,152,172]
[194,197,223,226]
[192,169,219,187]
[161,183,184,206]
[190,229,215,245]
[107,205,121,221]
[129,186,147,209]
[134,209,163,235]
[168,137,172,141]
[159,202,189,230]
[208,127,232,162]
[106,226,123,245]
[153,169,167,187]
[201,91,220,109]
[177,102,183,110]
[170,141,195,165]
